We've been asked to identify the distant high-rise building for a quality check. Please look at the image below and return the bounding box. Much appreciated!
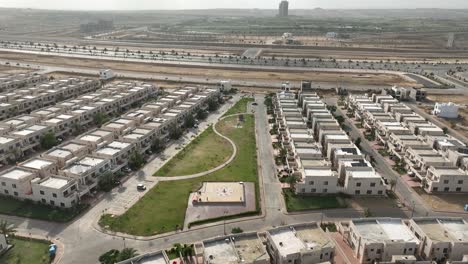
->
[278,1,289,17]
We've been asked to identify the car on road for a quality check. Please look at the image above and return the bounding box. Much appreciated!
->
[123,167,132,173]
[252,102,258,106]
[137,184,147,191]
[408,171,415,177]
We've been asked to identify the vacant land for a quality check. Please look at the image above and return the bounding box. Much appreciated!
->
[0,51,418,87]
[283,189,346,212]
[415,187,468,212]
[0,65,31,76]
[100,102,258,235]
[0,195,86,222]
[154,125,232,177]
[0,237,50,264]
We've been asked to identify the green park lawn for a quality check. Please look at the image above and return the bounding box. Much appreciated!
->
[223,97,254,116]
[283,189,346,212]
[0,237,51,264]
[154,125,232,177]
[100,113,258,236]
[0,195,86,222]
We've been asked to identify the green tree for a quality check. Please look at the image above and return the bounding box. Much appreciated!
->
[354,137,362,148]
[151,138,165,153]
[98,172,116,192]
[208,98,220,112]
[232,227,244,234]
[40,132,58,149]
[128,152,145,170]
[169,124,183,140]
[118,248,138,261]
[93,113,108,127]
[99,249,120,264]
[181,244,194,262]
[196,108,208,120]
[442,127,449,134]
[184,114,195,128]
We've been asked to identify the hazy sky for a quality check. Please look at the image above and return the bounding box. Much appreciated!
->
[0,0,467,10]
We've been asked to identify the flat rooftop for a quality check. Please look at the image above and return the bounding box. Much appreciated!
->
[21,159,54,170]
[233,234,269,263]
[353,218,418,244]
[414,218,468,242]
[203,239,238,264]
[304,169,335,177]
[268,224,330,257]
[0,168,34,180]
[39,177,70,189]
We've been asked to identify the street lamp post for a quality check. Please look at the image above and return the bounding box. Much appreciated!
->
[223,210,228,235]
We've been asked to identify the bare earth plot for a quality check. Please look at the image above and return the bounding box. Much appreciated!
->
[0,51,418,87]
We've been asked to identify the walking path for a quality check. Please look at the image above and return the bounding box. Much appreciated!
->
[154,113,248,181]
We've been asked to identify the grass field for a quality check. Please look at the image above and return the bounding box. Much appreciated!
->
[154,125,232,176]
[223,97,254,116]
[0,237,51,264]
[100,100,258,236]
[283,189,346,212]
[0,195,86,222]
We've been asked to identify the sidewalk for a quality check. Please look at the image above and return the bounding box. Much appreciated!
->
[100,96,240,216]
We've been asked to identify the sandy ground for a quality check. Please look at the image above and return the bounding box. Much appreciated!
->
[415,187,468,212]
[0,65,32,76]
[0,51,418,87]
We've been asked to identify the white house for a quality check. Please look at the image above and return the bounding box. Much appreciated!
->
[433,102,459,118]
[99,69,114,80]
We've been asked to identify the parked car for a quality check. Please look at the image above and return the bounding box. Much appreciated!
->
[123,167,131,173]
[137,184,147,191]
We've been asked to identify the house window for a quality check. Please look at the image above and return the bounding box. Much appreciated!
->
[355,190,361,195]
[324,181,328,186]
[456,187,461,192]
[50,200,55,206]
[378,190,383,195]
[40,190,45,195]
[41,198,46,203]
[60,203,65,207]
[14,192,18,196]
[356,182,361,187]
[367,190,372,195]
[4,190,8,194]
[301,188,305,193]
[370,183,376,187]
[444,180,449,184]
[433,187,438,192]
[323,189,327,193]
[458,180,464,184]
[309,181,314,185]
[52,193,57,198]
[1,182,5,186]
[377,249,381,254]
[12,184,16,188]
[311,188,316,193]
[444,187,450,192]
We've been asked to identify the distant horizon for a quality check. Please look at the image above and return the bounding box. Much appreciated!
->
[1,6,468,12]
[0,0,467,11]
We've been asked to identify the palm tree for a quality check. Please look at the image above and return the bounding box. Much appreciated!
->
[0,220,16,242]
[118,247,138,261]
[182,244,194,263]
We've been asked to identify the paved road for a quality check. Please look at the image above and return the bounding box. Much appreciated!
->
[2,95,468,264]
[325,97,431,218]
